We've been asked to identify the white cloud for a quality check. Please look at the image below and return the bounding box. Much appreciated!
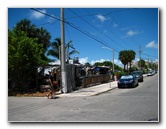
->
[95,14,106,22]
[114,59,123,67]
[90,59,110,65]
[78,57,124,67]
[121,25,143,38]
[126,30,139,37]
[146,41,158,49]
[47,14,56,23]
[153,59,158,63]
[48,60,60,65]
[30,9,46,19]
[113,23,118,27]
[121,26,130,31]
[134,57,140,62]
[79,57,89,65]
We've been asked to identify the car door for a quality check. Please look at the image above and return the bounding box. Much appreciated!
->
[133,74,137,86]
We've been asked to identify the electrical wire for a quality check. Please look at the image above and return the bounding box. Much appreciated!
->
[66,8,138,19]
[68,8,125,50]
[31,8,120,53]
[31,8,158,61]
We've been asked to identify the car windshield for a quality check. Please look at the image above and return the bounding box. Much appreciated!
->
[132,71,141,75]
[121,75,133,79]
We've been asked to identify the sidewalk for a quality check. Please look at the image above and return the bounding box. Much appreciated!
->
[55,74,147,98]
[56,81,118,98]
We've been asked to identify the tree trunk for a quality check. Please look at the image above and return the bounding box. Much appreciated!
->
[127,63,128,73]
[129,62,131,73]
[124,65,126,72]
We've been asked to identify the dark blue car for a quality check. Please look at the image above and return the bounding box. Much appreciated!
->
[118,74,138,88]
[132,71,144,82]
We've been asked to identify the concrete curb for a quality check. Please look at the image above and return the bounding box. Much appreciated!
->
[91,86,117,96]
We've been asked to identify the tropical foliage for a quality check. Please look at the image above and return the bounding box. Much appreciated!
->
[8,19,51,93]
[47,38,79,60]
[138,59,146,69]
[14,19,51,61]
[118,50,136,73]
[8,30,46,92]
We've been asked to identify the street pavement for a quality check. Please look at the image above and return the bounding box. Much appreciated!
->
[8,73,158,122]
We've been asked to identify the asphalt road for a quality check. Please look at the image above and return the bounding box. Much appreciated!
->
[8,73,159,122]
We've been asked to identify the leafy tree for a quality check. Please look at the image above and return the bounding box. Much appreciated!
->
[14,19,51,61]
[47,38,79,60]
[14,19,36,37]
[8,30,46,92]
[35,27,51,49]
[138,59,146,69]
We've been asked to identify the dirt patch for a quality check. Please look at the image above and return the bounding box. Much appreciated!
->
[10,91,61,97]
[15,91,49,97]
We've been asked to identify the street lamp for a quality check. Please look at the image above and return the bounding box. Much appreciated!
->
[102,47,114,73]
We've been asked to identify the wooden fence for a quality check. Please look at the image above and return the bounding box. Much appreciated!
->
[82,75,110,88]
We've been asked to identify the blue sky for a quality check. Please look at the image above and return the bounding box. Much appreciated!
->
[8,8,158,66]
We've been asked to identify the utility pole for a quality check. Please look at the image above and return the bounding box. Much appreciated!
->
[112,49,114,73]
[60,8,67,93]
[148,55,149,71]
[102,47,114,79]
[138,45,142,70]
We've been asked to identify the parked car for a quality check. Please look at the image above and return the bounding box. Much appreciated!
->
[147,70,155,76]
[118,74,138,88]
[131,71,143,82]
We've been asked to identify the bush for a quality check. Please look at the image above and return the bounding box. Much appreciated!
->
[113,72,126,80]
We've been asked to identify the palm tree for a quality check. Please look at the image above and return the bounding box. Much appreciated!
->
[119,50,136,73]
[47,38,79,60]
[35,27,51,49]
[118,50,129,72]
[47,38,61,59]
[127,50,136,73]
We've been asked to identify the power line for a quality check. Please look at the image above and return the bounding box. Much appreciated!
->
[31,8,62,21]
[104,8,138,16]
[66,21,120,52]
[31,8,120,53]
[89,8,141,52]
[68,8,125,50]
[107,15,140,48]
[66,8,138,19]
[36,20,58,27]
[31,8,158,59]
[141,53,158,58]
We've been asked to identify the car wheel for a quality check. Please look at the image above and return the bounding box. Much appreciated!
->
[137,82,139,86]
[132,83,135,88]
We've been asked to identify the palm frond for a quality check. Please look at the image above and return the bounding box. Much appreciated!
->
[69,50,79,55]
